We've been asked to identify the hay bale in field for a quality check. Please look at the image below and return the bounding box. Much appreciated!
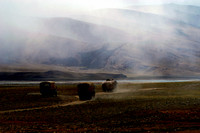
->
[77,82,95,100]
[102,79,117,92]
[40,81,57,97]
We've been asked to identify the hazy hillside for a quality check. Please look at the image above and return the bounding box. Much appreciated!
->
[0,24,90,64]
[1,4,200,77]
[37,17,133,43]
[45,4,200,76]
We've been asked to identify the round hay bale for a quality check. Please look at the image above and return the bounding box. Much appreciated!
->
[102,79,117,92]
[40,81,57,97]
[77,82,95,100]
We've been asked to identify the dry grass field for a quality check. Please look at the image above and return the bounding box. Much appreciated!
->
[1,81,200,132]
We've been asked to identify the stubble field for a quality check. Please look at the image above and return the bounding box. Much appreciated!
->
[1,81,200,132]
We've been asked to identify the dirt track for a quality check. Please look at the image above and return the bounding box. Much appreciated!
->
[0,100,87,114]
[0,88,160,114]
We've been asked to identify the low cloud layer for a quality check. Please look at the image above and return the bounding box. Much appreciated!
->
[0,0,200,17]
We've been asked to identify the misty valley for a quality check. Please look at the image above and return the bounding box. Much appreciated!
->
[1,2,200,132]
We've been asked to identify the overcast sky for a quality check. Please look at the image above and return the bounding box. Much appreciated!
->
[0,0,200,17]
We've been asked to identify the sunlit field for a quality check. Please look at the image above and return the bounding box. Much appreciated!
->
[1,81,200,132]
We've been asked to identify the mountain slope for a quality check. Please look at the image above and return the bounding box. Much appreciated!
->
[0,24,89,64]
[36,17,133,43]
[1,4,200,77]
